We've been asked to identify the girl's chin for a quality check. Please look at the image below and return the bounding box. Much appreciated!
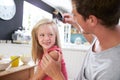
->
[43,46,52,50]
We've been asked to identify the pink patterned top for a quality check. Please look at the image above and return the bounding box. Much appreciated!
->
[39,46,68,80]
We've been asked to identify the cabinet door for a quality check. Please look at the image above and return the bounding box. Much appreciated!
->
[0,67,34,80]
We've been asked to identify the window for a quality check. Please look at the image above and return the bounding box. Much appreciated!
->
[22,1,52,32]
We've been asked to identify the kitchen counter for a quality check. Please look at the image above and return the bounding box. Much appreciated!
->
[0,64,35,80]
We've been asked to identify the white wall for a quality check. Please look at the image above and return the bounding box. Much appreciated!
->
[0,43,31,57]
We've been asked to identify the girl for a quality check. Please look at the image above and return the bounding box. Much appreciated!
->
[30,19,68,80]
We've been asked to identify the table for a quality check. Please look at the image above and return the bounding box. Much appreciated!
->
[0,64,35,80]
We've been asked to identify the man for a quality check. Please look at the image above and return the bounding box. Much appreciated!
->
[40,0,120,80]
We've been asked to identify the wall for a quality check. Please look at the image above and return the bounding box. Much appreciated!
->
[0,0,54,40]
[0,0,24,40]
[0,43,31,57]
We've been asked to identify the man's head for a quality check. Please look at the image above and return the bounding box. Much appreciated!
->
[72,0,120,27]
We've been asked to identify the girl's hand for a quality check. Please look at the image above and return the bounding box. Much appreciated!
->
[41,53,64,80]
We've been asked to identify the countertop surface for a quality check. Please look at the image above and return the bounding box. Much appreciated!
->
[0,63,35,77]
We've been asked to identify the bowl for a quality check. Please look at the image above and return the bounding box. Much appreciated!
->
[0,61,10,71]
[0,54,4,60]
[20,56,31,64]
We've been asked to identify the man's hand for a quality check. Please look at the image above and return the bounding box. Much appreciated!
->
[41,53,64,80]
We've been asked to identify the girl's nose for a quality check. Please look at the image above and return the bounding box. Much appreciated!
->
[44,35,50,40]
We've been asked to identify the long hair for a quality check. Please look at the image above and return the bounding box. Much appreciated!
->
[31,18,61,63]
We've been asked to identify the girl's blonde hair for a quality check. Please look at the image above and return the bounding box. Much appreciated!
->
[31,18,61,63]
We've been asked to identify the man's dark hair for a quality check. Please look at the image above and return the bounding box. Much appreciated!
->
[73,0,120,27]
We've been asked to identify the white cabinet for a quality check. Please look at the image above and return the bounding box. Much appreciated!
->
[62,45,90,79]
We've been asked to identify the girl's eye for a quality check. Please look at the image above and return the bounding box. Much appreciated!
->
[39,34,44,37]
[48,33,54,37]
[49,34,53,36]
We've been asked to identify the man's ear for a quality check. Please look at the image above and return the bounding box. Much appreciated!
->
[88,15,98,26]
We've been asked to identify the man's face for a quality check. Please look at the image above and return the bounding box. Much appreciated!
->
[72,8,86,33]
[72,8,92,34]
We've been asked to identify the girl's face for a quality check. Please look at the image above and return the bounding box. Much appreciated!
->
[37,24,56,51]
